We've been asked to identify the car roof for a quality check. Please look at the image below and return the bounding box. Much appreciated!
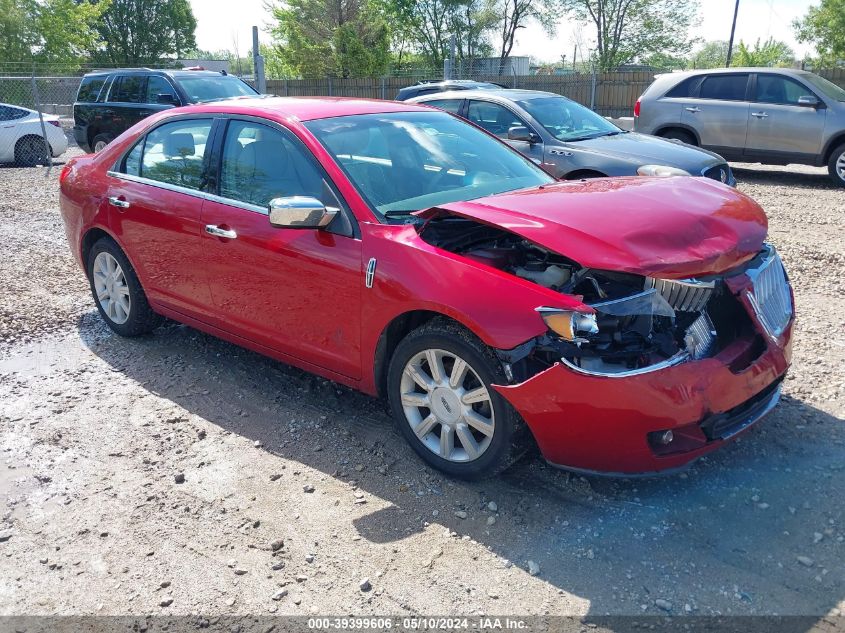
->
[176,96,432,122]
[661,67,816,79]
[410,88,562,102]
[82,69,235,78]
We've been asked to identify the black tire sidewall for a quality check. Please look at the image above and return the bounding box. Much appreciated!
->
[829,145,845,188]
[92,134,113,152]
[15,137,46,167]
[86,237,159,337]
[387,324,516,479]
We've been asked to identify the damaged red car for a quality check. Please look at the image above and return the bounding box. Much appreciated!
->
[59,98,794,478]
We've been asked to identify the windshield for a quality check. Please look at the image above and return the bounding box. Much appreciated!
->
[178,75,259,103]
[305,111,554,220]
[518,96,621,142]
[802,73,845,102]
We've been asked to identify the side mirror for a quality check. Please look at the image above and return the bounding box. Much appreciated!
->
[268,196,337,229]
[798,95,820,108]
[508,125,540,143]
[156,93,177,105]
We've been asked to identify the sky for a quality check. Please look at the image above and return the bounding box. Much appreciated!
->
[188,0,815,64]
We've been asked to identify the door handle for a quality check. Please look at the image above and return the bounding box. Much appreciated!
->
[684,106,701,113]
[205,224,237,239]
[108,196,130,209]
[751,111,769,118]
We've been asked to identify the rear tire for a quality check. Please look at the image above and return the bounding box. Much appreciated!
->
[827,143,845,188]
[387,318,528,480]
[659,129,696,146]
[92,133,113,153]
[14,136,49,167]
[87,237,162,337]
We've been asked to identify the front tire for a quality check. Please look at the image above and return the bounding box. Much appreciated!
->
[87,237,161,336]
[387,319,525,479]
[828,143,845,188]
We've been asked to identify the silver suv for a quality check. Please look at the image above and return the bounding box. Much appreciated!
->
[634,68,845,187]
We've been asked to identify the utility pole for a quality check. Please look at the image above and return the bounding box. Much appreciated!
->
[726,0,740,67]
[252,26,266,94]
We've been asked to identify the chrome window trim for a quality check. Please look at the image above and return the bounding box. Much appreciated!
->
[106,170,269,215]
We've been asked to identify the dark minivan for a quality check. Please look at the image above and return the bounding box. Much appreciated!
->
[73,68,259,153]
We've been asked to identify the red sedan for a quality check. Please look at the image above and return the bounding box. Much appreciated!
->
[59,98,794,478]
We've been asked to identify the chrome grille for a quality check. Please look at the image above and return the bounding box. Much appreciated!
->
[685,312,717,359]
[644,277,715,312]
[747,248,793,338]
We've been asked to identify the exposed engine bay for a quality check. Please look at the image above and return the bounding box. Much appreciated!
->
[419,214,760,379]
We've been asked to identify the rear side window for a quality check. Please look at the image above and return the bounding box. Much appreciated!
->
[0,106,28,121]
[77,76,107,102]
[699,74,749,101]
[665,76,702,98]
[424,99,463,114]
[146,76,178,104]
[139,119,213,189]
[110,75,147,103]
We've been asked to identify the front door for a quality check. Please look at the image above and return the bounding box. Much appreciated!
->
[200,119,363,379]
[106,117,215,319]
[745,73,827,162]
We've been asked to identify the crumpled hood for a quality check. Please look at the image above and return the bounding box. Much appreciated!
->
[427,177,768,279]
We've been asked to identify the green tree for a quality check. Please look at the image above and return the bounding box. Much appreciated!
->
[690,40,729,69]
[0,0,107,71]
[562,0,699,71]
[794,0,845,67]
[268,0,390,78]
[730,37,794,67]
[93,0,197,66]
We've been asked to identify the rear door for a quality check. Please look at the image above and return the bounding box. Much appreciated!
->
[106,117,216,319]
[681,73,751,155]
[199,118,363,379]
[745,73,827,162]
[102,74,156,138]
[466,99,545,166]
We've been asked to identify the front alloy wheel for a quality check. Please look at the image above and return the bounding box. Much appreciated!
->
[400,348,496,462]
[388,319,526,479]
[830,144,845,188]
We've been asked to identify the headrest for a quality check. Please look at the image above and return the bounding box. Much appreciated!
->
[164,133,195,158]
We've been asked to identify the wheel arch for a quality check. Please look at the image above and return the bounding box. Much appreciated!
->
[653,124,701,145]
[372,310,491,398]
[565,169,607,180]
[823,133,845,164]
[80,226,145,285]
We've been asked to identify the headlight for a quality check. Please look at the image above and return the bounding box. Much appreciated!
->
[537,308,598,341]
[637,164,691,177]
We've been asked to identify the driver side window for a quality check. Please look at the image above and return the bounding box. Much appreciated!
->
[219,121,325,207]
[467,101,529,138]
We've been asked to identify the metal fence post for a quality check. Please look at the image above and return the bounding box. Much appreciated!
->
[328,77,332,96]
[589,63,597,111]
[381,77,386,100]
[30,72,53,174]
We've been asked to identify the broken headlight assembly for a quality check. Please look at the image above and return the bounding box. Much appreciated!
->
[537,307,599,342]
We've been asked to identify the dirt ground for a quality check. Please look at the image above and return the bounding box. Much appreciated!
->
[0,148,843,624]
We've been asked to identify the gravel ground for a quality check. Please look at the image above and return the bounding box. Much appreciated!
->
[0,150,843,624]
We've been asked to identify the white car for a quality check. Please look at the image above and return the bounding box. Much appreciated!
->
[0,103,69,166]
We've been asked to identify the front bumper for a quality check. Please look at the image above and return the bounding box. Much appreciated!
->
[493,278,793,475]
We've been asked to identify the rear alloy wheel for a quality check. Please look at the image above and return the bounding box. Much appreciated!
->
[87,237,161,337]
[14,136,49,167]
[388,319,525,479]
[92,133,113,153]
[828,144,845,188]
